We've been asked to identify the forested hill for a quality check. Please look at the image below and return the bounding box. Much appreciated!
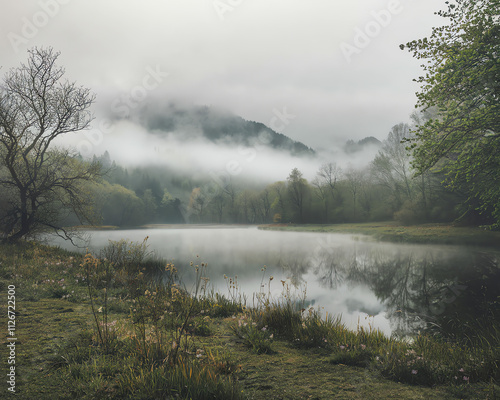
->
[130,102,316,157]
[344,136,382,153]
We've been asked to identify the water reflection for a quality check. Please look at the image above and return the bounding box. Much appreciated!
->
[280,241,499,338]
[49,226,499,337]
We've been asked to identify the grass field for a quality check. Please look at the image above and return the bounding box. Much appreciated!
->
[0,239,498,399]
[259,221,500,247]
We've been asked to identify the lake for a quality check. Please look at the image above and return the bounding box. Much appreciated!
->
[48,225,500,337]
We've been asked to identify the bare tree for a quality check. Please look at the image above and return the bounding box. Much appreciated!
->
[0,47,101,241]
[313,162,342,223]
[344,166,363,221]
[318,163,341,199]
[371,123,414,208]
[312,177,329,222]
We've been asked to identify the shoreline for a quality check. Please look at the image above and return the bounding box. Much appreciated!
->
[258,222,500,248]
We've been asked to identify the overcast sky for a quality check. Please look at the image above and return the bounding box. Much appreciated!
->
[1,0,446,159]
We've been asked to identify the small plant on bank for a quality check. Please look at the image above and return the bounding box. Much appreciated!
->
[330,344,375,367]
[81,251,117,353]
[232,314,275,354]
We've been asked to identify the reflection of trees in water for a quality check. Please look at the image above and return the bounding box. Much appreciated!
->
[276,250,311,287]
[423,252,500,342]
[280,243,500,338]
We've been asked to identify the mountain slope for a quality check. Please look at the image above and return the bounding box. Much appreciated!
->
[138,102,316,157]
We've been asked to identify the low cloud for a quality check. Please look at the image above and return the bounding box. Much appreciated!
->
[55,96,383,184]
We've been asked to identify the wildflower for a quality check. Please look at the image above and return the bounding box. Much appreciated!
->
[97,307,103,313]
[270,334,274,339]
[411,370,418,375]
[339,345,346,350]
[261,326,267,332]
[463,376,469,382]
[459,368,464,372]
[360,344,366,350]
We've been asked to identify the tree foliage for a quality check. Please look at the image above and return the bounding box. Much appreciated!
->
[287,167,308,223]
[0,48,101,240]
[402,0,500,226]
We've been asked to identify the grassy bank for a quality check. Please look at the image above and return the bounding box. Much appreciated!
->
[0,240,498,399]
[259,221,500,247]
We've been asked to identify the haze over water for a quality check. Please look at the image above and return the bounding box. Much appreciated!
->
[51,226,500,337]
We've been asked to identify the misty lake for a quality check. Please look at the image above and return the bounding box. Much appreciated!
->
[49,225,500,337]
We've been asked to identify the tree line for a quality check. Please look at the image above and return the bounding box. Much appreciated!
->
[1,0,498,240]
[89,120,460,227]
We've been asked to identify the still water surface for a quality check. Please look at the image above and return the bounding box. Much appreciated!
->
[49,225,500,337]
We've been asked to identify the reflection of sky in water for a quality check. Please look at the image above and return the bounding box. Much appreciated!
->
[50,226,498,336]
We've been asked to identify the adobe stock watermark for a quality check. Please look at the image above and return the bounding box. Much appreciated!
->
[8,0,72,54]
[76,65,169,157]
[269,107,295,133]
[213,0,244,21]
[340,0,403,64]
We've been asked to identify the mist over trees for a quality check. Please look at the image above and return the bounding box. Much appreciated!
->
[86,118,461,227]
[1,0,497,234]
[90,0,498,229]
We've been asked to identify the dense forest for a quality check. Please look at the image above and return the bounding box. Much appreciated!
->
[85,118,466,228]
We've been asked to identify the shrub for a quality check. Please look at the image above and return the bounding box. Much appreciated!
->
[232,315,275,354]
[394,200,426,225]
